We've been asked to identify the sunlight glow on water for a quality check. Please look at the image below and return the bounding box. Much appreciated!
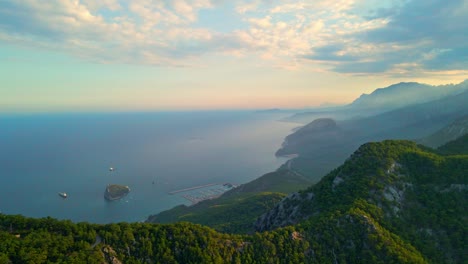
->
[0,111,296,223]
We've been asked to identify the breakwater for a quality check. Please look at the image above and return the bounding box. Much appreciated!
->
[168,183,219,194]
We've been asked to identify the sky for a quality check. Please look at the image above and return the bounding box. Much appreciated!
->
[0,0,467,112]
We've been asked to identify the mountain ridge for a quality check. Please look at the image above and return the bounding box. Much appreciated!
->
[256,139,467,262]
[418,115,468,148]
[1,138,466,263]
[286,79,468,124]
[277,87,468,181]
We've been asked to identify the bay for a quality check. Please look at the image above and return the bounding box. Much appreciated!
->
[0,111,297,223]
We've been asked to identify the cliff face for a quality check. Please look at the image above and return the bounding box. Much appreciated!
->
[255,139,467,263]
[0,139,466,263]
[255,191,314,232]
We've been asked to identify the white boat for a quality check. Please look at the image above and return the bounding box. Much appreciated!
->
[58,192,67,198]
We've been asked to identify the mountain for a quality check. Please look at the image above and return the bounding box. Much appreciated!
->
[256,139,467,263]
[2,80,467,263]
[418,115,468,148]
[286,80,468,124]
[349,80,468,110]
[148,88,468,237]
[276,118,344,156]
[278,88,468,181]
[1,138,466,263]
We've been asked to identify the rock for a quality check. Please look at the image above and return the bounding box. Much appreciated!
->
[104,184,130,201]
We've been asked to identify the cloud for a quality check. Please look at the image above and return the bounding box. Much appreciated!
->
[422,48,468,71]
[304,44,358,62]
[0,0,228,66]
[0,0,466,76]
[81,0,122,11]
[303,0,468,75]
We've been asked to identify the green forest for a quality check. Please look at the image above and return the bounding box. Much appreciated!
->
[1,137,467,263]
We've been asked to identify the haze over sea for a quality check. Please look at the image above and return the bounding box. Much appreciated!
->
[0,111,297,223]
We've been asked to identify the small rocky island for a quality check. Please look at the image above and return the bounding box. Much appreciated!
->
[104,184,130,201]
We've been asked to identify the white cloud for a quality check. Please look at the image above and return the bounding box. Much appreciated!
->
[81,0,122,11]
[0,0,466,76]
[247,16,272,28]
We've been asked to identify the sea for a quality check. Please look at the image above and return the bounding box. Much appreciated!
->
[0,111,298,223]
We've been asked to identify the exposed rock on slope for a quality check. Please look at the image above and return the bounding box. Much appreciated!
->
[1,138,466,263]
[255,191,314,232]
[255,139,467,263]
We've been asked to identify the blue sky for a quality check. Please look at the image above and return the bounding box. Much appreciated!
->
[0,0,467,112]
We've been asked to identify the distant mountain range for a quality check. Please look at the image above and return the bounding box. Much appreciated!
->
[2,137,466,263]
[276,86,468,181]
[350,80,468,110]
[1,79,467,263]
[151,81,468,230]
[286,79,468,123]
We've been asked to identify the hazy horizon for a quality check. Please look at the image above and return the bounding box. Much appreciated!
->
[0,111,297,222]
[1,0,467,112]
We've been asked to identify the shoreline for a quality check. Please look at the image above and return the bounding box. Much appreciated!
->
[168,183,220,194]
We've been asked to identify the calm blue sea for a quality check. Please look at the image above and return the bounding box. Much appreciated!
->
[0,111,297,223]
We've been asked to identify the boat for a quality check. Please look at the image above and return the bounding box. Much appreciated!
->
[58,192,67,198]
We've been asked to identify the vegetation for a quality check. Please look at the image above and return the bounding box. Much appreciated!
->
[256,139,467,263]
[437,133,468,155]
[148,169,311,234]
[0,138,466,263]
[148,192,286,234]
[0,211,423,264]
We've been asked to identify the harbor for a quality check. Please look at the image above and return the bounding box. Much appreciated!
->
[168,183,220,194]
[169,183,236,204]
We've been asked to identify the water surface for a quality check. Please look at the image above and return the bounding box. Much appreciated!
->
[0,111,296,223]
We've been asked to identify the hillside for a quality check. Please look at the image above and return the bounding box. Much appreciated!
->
[437,133,468,155]
[278,88,468,181]
[418,115,468,148]
[276,118,345,157]
[147,169,312,233]
[1,139,466,263]
[256,140,467,263]
[149,89,468,235]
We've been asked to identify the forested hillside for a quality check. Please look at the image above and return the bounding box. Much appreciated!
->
[1,138,466,263]
[147,169,311,233]
[256,139,467,263]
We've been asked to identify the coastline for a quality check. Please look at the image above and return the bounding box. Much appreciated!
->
[1,112,297,223]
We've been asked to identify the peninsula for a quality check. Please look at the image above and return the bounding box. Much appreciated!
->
[104,184,130,201]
